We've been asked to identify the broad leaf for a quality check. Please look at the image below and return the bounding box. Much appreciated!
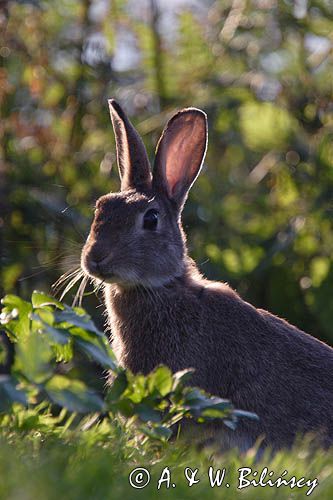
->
[0,375,28,412]
[147,366,173,396]
[135,403,162,423]
[31,314,70,345]
[45,375,105,413]
[31,291,63,309]
[15,330,53,384]
[54,307,103,337]
[75,338,117,371]
[0,295,33,340]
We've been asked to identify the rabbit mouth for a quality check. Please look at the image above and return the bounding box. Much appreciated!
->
[81,256,114,282]
[84,265,116,283]
[82,253,164,287]
[82,260,136,286]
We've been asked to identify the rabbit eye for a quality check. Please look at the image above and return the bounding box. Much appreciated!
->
[143,209,159,230]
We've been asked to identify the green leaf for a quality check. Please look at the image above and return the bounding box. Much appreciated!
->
[45,375,105,413]
[135,403,162,423]
[31,291,63,309]
[233,409,259,421]
[172,368,194,391]
[124,374,147,403]
[53,342,74,363]
[31,314,70,345]
[41,324,71,346]
[140,425,172,441]
[201,408,230,419]
[15,330,53,384]
[1,295,32,313]
[1,295,33,340]
[54,307,103,337]
[183,388,210,407]
[0,375,28,412]
[147,366,173,396]
[223,419,237,431]
[112,398,134,417]
[75,338,117,370]
[183,389,233,418]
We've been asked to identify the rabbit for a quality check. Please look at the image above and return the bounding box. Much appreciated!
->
[81,99,333,451]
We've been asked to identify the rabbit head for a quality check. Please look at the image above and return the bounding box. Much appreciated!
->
[81,99,208,287]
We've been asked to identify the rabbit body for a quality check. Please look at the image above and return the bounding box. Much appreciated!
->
[105,259,333,450]
[82,99,333,451]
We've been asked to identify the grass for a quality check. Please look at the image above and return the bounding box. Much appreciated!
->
[1,422,333,499]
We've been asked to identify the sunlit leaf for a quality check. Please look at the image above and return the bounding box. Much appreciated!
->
[147,366,173,396]
[15,330,53,384]
[32,291,63,310]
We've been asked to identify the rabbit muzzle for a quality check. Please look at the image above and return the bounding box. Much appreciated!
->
[81,243,115,282]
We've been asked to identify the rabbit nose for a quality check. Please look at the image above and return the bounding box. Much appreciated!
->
[88,252,110,273]
[89,259,102,274]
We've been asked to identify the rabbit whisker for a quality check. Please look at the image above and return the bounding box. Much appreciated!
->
[73,275,89,307]
[55,270,83,300]
[59,272,84,301]
[52,268,82,292]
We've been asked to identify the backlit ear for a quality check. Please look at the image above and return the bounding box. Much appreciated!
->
[153,108,207,208]
[108,99,152,191]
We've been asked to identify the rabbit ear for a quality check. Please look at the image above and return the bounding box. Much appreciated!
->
[153,108,207,207]
[108,99,152,191]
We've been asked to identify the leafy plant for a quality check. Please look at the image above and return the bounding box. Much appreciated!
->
[0,291,257,443]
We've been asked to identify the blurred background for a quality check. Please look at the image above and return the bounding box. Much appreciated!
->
[1,0,333,347]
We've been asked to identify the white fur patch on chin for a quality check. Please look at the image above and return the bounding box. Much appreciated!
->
[105,269,177,288]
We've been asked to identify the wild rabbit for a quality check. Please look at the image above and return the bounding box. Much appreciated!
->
[81,99,333,451]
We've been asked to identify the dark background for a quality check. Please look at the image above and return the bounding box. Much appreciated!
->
[1,0,333,346]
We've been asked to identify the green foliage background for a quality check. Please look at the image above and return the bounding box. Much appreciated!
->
[1,2,333,497]
[1,0,333,340]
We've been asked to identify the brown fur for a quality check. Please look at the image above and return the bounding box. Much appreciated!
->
[81,100,333,451]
